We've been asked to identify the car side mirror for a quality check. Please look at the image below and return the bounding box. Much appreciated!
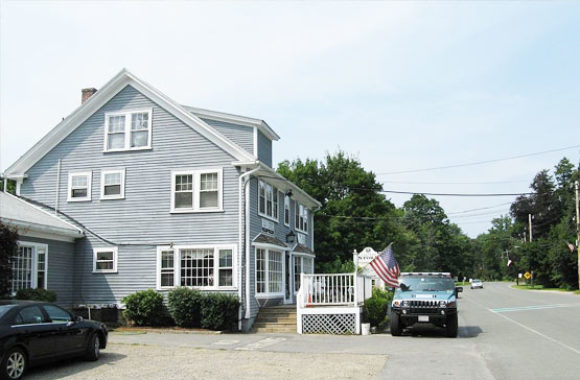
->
[400,283,409,291]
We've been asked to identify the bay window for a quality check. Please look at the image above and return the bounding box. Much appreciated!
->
[156,245,236,289]
[255,248,283,295]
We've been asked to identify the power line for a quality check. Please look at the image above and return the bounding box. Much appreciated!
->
[377,144,580,175]
[379,189,533,197]
[447,202,513,215]
[380,180,529,185]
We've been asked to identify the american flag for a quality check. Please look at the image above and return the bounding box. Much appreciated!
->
[369,244,400,287]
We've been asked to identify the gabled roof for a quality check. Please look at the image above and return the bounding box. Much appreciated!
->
[0,192,83,239]
[184,106,280,141]
[3,69,256,178]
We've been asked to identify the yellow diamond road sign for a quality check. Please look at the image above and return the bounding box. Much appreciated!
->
[524,271,532,280]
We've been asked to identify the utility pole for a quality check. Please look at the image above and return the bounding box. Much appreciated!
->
[575,181,579,291]
[528,213,533,242]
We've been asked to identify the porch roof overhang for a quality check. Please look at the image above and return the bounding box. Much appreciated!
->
[0,192,84,239]
[292,243,315,256]
[252,233,289,249]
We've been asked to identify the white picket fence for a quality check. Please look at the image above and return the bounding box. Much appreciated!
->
[296,273,372,334]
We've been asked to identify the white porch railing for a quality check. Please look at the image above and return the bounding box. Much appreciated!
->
[296,273,373,334]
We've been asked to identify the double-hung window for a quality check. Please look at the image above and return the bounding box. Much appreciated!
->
[104,109,152,152]
[93,247,118,273]
[10,242,47,294]
[171,169,223,212]
[284,196,290,226]
[258,180,278,221]
[295,203,309,233]
[255,248,283,295]
[294,202,308,233]
[156,245,236,289]
[101,169,125,199]
[68,171,92,202]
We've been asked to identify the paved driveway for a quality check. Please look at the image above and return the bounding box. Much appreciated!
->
[26,282,580,379]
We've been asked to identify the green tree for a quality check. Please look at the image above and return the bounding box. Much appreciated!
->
[278,151,400,270]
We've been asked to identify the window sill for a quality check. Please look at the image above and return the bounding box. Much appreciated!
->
[67,198,91,203]
[259,213,279,223]
[100,196,125,201]
[157,286,238,291]
[103,147,152,153]
[170,208,224,214]
[255,292,284,298]
[92,270,118,274]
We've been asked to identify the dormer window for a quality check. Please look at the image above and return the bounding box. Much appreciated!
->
[104,109,152,152]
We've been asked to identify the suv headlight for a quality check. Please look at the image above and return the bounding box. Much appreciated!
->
[393,300,401,307]
[439,300,447,308]
[447,301,456,308]
[402,300,410,307]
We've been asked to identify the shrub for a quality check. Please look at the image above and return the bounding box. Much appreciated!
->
[200,293,240,331]
[15,288,57,302]
[122,289,166,326]
[167,287,203,327]
[364,288,392,327]
[0,222,18,297]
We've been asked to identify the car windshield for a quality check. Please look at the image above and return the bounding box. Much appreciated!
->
[0,305,16,319]
[473,279,482,283]
[398,277,455,292]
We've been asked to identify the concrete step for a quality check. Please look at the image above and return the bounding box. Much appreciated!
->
[254,327,297,333]
[253,321,297,328]
[254,316,297,323]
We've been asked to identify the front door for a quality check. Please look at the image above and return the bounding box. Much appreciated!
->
[284,253,293,304]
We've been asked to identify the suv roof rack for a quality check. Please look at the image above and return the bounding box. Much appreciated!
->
[400,272,451,277]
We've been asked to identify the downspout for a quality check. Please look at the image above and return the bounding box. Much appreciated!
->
[55,159,61,214]
[238,165,260,330]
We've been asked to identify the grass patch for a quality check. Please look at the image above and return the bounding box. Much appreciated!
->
[455,282,469,286]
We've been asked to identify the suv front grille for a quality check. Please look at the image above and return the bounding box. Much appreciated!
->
[410,300,438,308]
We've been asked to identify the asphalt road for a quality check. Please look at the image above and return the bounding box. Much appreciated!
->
[381,281,580,380]
[26,282,580,379]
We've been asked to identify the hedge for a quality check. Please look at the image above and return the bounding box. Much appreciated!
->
[122,289,166,326]
[364,288,393,327]
[15,288,57,302]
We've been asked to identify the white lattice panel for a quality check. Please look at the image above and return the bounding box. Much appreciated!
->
[302,313,356,334]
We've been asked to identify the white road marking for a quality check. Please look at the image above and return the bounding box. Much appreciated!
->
[492,311,580,356]
[213,339,240,346]
[236,337,286,351]
[463,292,580,356]
[490,304,580,313]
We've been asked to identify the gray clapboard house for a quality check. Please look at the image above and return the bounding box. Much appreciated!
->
[1,69,320,331]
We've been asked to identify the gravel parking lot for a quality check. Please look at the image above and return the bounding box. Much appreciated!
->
[26,342,387,379]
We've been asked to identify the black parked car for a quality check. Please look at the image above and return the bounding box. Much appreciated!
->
[0,300,108,380]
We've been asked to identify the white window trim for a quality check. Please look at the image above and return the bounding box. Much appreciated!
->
[67,171,92,202]
[100,168,125,200]
[284,196,290,227]
[295,203,309,234]
[155,244,237,290]
[258,180,279,222]
[13,241,49,292]
[254,245,285,297]
[170,168,223,213]
[93,247,118,274]
[103,108,153,152]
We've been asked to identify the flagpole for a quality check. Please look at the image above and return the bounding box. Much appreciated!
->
[575,180,579,291]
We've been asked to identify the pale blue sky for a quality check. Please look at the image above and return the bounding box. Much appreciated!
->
[1,1,579,237]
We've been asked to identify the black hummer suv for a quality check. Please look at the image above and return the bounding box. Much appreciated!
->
[390,272,462,337]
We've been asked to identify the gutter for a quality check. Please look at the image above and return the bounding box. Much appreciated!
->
[0,217,84,239]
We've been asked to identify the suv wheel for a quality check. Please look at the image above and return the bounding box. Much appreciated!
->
[390,313,402,336]
[445,314,458,338]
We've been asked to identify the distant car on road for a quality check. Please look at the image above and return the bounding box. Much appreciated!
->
[471,279,484,289]
[0,300,108,380]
